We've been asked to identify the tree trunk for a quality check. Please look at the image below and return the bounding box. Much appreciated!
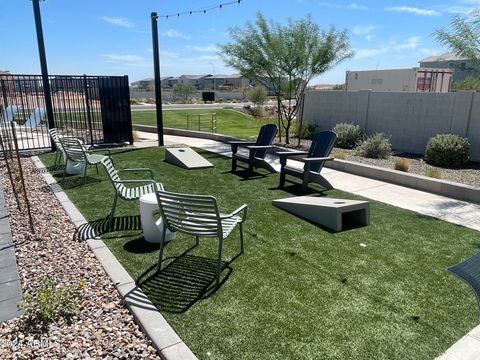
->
[296,92,305,147]
[276,94,282,143]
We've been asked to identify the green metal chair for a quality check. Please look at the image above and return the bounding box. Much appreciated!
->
[101,156,164,231]
[154,189,247,285]
[48,128,86,166]
[60,137,111,184]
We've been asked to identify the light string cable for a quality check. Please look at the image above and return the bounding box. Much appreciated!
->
[158,0,242,19]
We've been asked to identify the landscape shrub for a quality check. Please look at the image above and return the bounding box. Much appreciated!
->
[394,158,410,172]
[355,133,391,159]
[425,168,442,179]
[294,123,316,140]
[332,151,346,160]
[332,122,363,149]
[20,276,85,326]
[425,134,470,168]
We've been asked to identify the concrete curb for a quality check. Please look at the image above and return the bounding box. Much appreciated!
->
[133,124,238,143]
[31,156,197,360]
[325,159,480,204]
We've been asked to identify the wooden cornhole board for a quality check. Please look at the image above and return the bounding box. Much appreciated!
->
[165,147,213,169]
[272,196,370,232]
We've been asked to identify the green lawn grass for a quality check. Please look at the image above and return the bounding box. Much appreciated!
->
[132,109,273,138]
[40,148,479,360]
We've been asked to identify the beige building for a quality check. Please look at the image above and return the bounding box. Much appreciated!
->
[346,68,453,92]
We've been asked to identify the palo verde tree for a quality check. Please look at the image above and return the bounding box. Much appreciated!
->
[219,13,352,144]
[434,9,480,69]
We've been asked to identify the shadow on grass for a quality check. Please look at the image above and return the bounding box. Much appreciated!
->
[136,254,232,314]
[74,215,142,242]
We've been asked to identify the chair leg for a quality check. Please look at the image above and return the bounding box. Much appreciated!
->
[54,151,60,166]
[302,177,309,192]
[216,238,223,285]
[157,226,167,272]
[95,163,99,174]
[279,171,286,188]
[195,236,199,246]
[239,223,244,254]
[231,157,237,172]
[62,159,68,180]
[83,162,88,184]
[108,194,118,231]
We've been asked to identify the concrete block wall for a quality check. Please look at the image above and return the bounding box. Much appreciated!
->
[304,90,480,161]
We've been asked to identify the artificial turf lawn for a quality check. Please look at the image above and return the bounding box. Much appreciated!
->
[132,109,273,138]
[40,147,479,360]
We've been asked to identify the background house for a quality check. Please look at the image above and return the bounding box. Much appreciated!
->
[345,68,453,93]
[420,53,479,83]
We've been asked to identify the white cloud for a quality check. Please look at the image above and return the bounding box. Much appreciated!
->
[443,6,476,14]
[354,36,422,59]
[365,35,373,41]
[352,25,376,36]
[163,29,191,40]
[101,17,133,28]
[318,2,367,10]
[186,45,218,52]
[103,54,145,62]
[385,6,441,16]
[349,3,367,10]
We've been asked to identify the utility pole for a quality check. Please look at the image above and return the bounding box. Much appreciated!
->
[151,12,164,146]
[32,0,55,134]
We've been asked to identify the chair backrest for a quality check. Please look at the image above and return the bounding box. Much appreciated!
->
[24,107,46,128]
[48,128,63,150]
[155,190,222,238]
[101,156,121,187]
[2,105,18,123]
[253,123,278,159]
[60,137,86,164]
[307,131,337,173]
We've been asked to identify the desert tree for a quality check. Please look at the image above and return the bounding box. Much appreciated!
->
[220,13,352,143]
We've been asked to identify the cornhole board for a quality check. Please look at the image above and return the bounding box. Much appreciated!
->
[272,196,369,232]
[165,147,213,169]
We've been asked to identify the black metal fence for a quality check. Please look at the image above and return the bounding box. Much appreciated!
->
[0,74,133,150]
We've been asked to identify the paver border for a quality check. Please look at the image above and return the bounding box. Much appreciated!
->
[31,156,197,360]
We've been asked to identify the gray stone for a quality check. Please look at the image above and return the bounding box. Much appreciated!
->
[0,295,22,323]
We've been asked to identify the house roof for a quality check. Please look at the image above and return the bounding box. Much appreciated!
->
[420,53,468,63]
[180,74,210,80]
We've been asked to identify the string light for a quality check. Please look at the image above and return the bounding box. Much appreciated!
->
[159,0,241,19]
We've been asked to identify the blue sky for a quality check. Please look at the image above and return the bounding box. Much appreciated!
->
[0,0,478,84]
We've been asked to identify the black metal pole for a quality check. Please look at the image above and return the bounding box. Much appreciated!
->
[151,12,164,146]
[32,0,55,135]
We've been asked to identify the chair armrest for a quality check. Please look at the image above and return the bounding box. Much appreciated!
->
[221,204,248,222]
[245,145,274,150]
[301,157,334,162]
[228,141,256,145]
[88,148,111,157]
[117,168,154,179]
[113,179,159,187]
[277,151,308,158]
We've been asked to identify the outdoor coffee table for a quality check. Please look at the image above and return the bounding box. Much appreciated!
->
[272,196,370,232]
[139,192,175,244]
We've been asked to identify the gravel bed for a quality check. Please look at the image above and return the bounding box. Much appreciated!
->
[0,158,160,359]
[276,138,480,189]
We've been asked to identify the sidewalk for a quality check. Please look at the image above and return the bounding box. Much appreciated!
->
[135,132,480,232]
[0,183,22,322]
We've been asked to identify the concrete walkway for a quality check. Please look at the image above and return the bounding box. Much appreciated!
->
[0,183,22,323]
[135,131,480,232]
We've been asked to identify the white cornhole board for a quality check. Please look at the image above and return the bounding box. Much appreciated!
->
[272,196,369,232]
[165,147,213,169]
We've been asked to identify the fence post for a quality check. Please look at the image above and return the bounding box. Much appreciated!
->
[151,12,164,146]
[83,75,95,146]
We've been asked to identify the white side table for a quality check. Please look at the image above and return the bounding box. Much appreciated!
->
[139,192,175,244]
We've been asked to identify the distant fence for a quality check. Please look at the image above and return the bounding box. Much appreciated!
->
[303,90,480,162]
[130,90,244,102]
[0,74,133,150]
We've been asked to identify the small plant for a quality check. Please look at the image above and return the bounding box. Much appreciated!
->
[294,123,316,140]
[332,151,346,160]
[425,168,442,179]
[354,133,391,159]
[394,158,410,172]
[425,134,470,168]
[333,122,363,149]
[20,276,85,326]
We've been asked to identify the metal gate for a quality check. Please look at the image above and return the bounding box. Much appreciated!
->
[0,74,133,150]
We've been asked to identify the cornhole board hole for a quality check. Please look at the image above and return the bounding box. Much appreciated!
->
[272,196,369,232]
[165,147,213,169]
